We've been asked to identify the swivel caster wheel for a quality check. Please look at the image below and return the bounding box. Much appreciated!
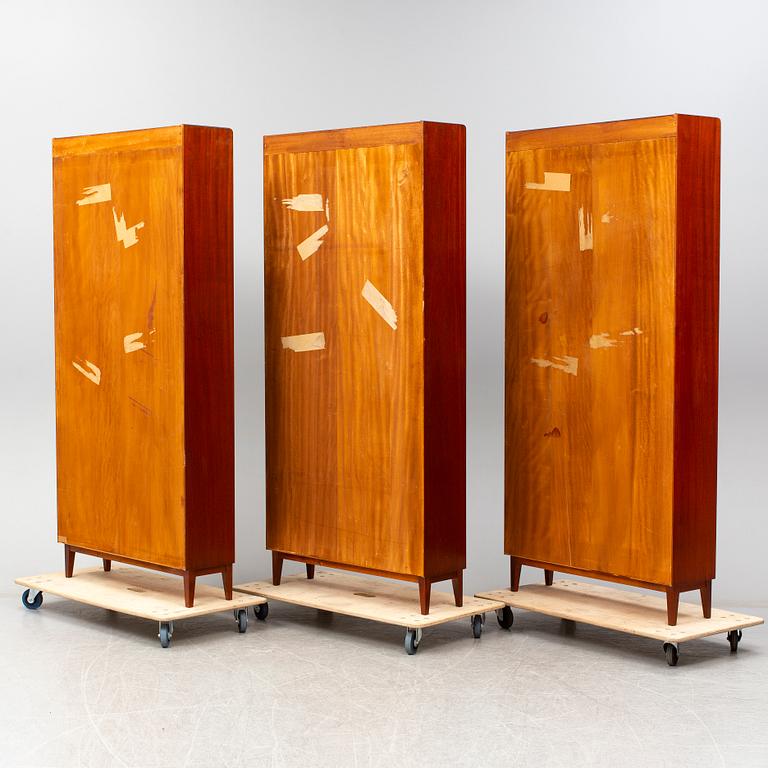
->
[471,614,484,638]
[21,589,43,610]
[496,606,514,630]
[159,621,174,649]
[727,630,742,653]
[663,642,679,666]
[253,603,269,621]
[235,608,248,633]
[404,627,422,655]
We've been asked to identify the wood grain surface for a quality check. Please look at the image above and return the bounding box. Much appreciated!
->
[264,122,465,585]
[505,115,719,597]
[53,125,233,584]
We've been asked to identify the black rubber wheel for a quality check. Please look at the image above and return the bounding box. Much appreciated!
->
[236,608,248,633]
[496,606,513,630]
[254,603,269,621]
[404,628,421,655]
[471,614,483,638]
[727,630,742,653]
[663,642,679,666]
[21,589,43,610]
[159,622,172,649]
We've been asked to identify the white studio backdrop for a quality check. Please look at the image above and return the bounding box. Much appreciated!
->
[0,0,765,606]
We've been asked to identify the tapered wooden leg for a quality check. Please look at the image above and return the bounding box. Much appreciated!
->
[418,578,431,615]
[183,572,196,608]
[306,564,315,580]
[510,557,522,592]
[222,564,233,600]
[544,569,554,586]
[451,572,463,607]
[666,588,679,626]
[272,551,283,586]
[700,580,712,619]
[102,559,111,572]
[64,545,75,578]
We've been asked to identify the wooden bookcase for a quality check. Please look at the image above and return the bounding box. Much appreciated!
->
[52,125,234,607]
[504,115,720,625]
[263,122,466,614]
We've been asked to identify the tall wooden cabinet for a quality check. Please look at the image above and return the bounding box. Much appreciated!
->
[264,122,466,614]
[505,115,720,624]
[52,125,234,607]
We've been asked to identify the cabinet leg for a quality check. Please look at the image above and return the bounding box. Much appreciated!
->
[184,572,196,608]
[666,588,679,626]
[222,564,233,600]
[64,545,75,578]
[510,557,522,592]
[306,564,315,580]
[272,551,283,586]
[102,559,111,572]
[418,578,431,615]
[700,580,712,619]
[544,569,554,586]
[451,572,463,607]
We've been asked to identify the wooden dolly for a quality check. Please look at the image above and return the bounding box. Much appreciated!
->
[16,566,268,648]
[476,579,764,666]
[235,569,505,655]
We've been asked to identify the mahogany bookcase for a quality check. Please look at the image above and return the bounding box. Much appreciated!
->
[263,122,466,614]
[52,125,234,607]
[505,115,720,625]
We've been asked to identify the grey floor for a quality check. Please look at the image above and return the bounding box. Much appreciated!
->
[1,585,766,768]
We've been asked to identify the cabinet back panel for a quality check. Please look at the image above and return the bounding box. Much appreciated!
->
[505,137,675,585]
[53,142,186,568]
[265,140,425,576]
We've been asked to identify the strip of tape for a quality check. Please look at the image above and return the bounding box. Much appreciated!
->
[361,280,397,330]
[76,183,112,206]
[281,332,326,352]
[297,225,328,261]
[525,172,571,192]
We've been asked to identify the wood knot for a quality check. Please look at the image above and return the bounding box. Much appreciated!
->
[544,427,561,438]
[538,312,548,324]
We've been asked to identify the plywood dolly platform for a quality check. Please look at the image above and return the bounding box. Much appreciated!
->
[476,580,763,666]
[16,567,269,648]
[235,569,505,655]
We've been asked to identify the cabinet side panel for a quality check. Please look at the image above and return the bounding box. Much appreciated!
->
[182,126,234,570]
[53,134,186,567]
[423,123,466,577]
[673,116,720,584]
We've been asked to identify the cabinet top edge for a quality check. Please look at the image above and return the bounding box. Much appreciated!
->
[505,114,720,152]
[264,121,465,155]
[52,125,232,157]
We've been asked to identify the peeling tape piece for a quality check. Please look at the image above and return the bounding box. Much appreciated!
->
[361,279,397,330]
[590,333,619,349]
[113,207,144,249]
[619,327,643,336]
[123,332,146,353]
[72,359,101,385]
[578,207,593,251]
[282,194,324,212]
[325,197,330,222]
[525,172,571,192]
[281,332,326,352]
[76,183,111,206]
[601,212,613,223]
[297,224,329,261]
[531,355,578,376]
